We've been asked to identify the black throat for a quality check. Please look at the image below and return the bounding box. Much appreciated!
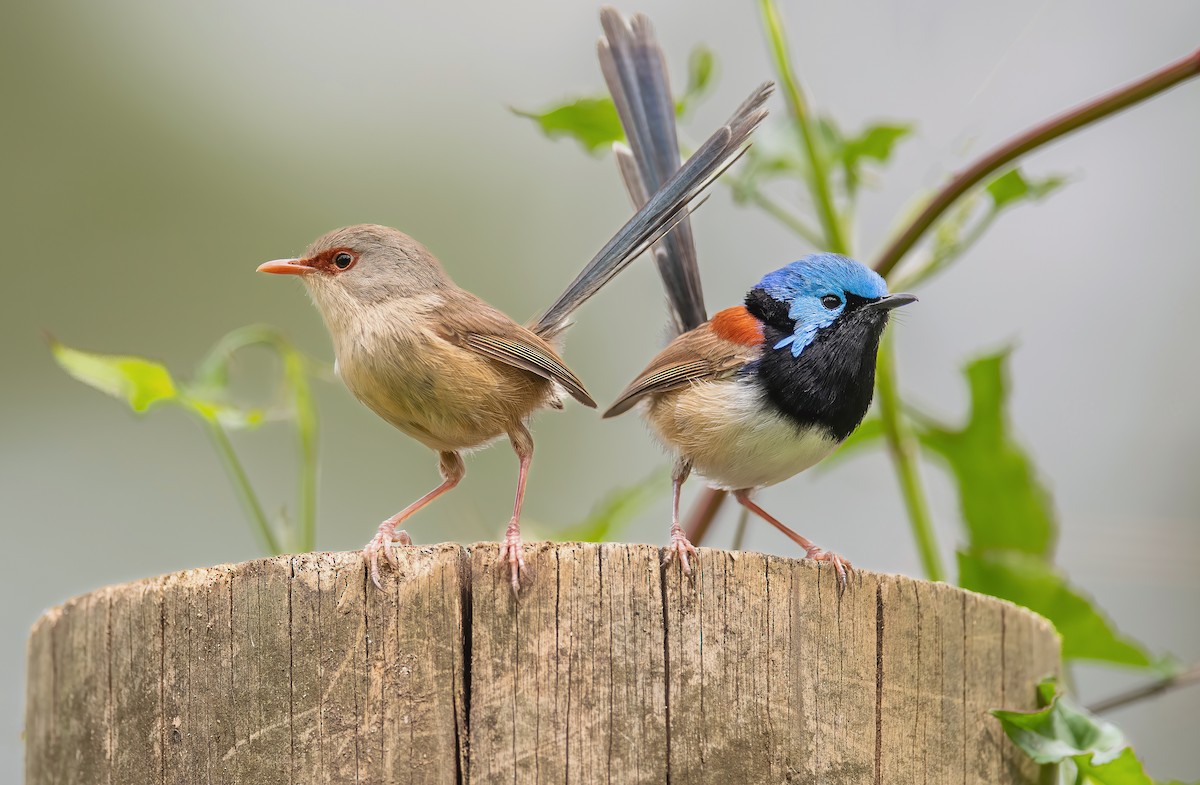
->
[745,287,889,442]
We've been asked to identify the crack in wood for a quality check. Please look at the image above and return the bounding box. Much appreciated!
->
[25,544,1059,785]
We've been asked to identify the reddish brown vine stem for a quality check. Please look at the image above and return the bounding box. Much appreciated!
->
[873,47,1200,278]
[1088,662,1200,715]
[683,487,728,547]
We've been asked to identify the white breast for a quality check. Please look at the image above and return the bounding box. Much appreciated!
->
[645,377,839,491]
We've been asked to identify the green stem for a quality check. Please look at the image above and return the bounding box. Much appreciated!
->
[204,420,282,555]
[874,47,1200,277]
[747,188,825,246]
[876,335,945,582]
[758,0,848,254]
[288,353,319,552]
[889,204,998,291]
[197,325,319,552]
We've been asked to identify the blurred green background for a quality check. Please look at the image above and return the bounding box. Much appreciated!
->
[2,0,1198,779]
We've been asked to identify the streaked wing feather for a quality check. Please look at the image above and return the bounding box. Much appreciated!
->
[463,334,596,408]
[603,322,758,418]
[604,361,713,418]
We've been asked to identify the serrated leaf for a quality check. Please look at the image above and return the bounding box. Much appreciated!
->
[845,123,912,164]
[513,97,625,154]
[960,550,1154,667]
[50,339,178,412]
[920,348,1158,669]
[558,468,667,543]
[841,122,912,194]
[993,678,1126,764]
[992,679,1166,785]
[987,168,1068,209]
[810,117,912,196]
[914,348,1056,556]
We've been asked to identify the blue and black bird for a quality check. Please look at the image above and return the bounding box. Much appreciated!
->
[598,9,916,587]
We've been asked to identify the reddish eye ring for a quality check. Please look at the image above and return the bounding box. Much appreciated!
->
[333,252,355,270]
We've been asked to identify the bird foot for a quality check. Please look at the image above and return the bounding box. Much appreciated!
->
[661,528,699,575]
[805,547,853,593]
[498,526,526,596]
[364,523,413,590]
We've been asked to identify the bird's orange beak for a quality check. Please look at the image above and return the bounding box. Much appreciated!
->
[257,258,317,275]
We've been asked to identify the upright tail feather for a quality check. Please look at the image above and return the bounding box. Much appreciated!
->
[599,8,706,335]
[531,80,772,337]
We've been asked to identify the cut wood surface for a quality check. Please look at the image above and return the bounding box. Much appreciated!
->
[26,542,1059,784]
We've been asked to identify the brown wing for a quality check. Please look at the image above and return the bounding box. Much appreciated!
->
[437,296,596,408]
[603,321,760,418]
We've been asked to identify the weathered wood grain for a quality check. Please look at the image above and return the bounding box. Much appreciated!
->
[26,543,1059,784]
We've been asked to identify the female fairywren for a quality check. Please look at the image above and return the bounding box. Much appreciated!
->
[257,64,772,592]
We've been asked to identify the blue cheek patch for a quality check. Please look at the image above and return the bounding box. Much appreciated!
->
[773,324,821,357]
[778,301,834,357]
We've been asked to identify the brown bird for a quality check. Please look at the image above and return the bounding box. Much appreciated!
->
[257,81,772,591]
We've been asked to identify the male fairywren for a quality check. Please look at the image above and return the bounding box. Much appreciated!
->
[598,9,915,588]
[605,258,916,586]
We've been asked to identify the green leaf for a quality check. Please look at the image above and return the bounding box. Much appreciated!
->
[890,166,1067,290]
[914,348,1056,557]
[993,677,1126,765]
[739,128,809,181]
[50,339,178,412]
[684,45,716,104]
[732,116,911,204]
[845,123,913,164]
[513,97,625,154]
[191,324,321,551]
[820,415,885,468]
[918,348,1158,669]
[516,45,717,153]
[1075,748,1157,785]
[987,168,1068,210]
[959,550,1154,667]
[182,396,266,429]
[840,122,913,194]
[558,468,668,543]
[992,679,1168,785]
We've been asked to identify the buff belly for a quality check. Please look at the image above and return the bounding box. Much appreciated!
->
[645,377,839,490]
[335,330,553,454]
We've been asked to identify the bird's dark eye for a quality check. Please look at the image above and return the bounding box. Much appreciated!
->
[333,252,354,270]
[821,294,842,310]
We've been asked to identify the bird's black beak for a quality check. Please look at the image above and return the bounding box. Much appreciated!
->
[866,293,918,311]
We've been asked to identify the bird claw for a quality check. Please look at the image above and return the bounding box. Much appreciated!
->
[661,529,699,576]
[806,547,853,593]
[364,523,412,590]
[498,529,526,596]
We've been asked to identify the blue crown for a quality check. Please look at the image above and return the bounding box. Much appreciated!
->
[755,254,888,357]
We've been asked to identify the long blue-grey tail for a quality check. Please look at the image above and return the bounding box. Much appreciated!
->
[599,8,706,335]
[531,74,772,337]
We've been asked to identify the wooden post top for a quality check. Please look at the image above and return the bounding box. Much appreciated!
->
[27,542,1059,784]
